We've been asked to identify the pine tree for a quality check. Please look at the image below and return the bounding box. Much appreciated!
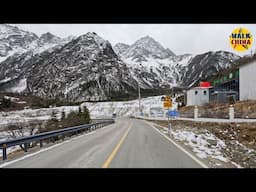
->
[78,106,82,113]
[82,106,91,123]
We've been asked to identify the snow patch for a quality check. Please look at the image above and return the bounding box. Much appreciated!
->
[6,78,27,93]
[170,129,230,163]
[0,77,11,84]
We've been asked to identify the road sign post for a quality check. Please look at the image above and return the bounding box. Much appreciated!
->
[168,123,172,137]
[162,96,173,135]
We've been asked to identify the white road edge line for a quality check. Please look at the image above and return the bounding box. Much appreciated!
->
[0,130,99,168]
[0,131,96,168]
[144,120,208,168]
[0,122,117,167]
[0,122,119,168]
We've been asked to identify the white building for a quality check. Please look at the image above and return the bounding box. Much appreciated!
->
[186,87,210,106]
[239,59,256,101]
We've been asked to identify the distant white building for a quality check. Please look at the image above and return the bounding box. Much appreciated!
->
[186,87,210,106]
[239,59,256,101]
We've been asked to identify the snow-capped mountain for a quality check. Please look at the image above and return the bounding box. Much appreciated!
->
[114,36,240,89]
[0,32,138,102]
[0,25,241,102]
[120,36,175,62]
[27,32,74,55]
[181,51,240,87]
[0,24,38,62]
[0,24,74,63]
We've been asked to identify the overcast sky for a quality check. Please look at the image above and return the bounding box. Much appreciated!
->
[12,24,256,56]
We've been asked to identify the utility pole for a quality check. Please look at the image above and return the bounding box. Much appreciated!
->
[138,82,141,115]
[108,81,110,99]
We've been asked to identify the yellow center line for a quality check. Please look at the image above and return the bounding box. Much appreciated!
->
[102,122,133,168]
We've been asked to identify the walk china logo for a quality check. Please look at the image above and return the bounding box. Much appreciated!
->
[229,27,253,51]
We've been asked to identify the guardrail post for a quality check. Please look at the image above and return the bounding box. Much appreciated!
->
[2,144,7,160]
[194,106,198,119]
[40,140,43,148]
[24,143,28,152]
[62,134,65,141]
[229,105,234,120]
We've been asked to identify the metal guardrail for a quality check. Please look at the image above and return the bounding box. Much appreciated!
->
[0,119,115,161]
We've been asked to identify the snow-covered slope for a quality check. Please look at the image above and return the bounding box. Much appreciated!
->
[27,32,72,55]
[82,95,178,118]
[123,54,193,89]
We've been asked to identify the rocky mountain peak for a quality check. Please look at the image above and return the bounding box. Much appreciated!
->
[39,32,61,44]
[122,35,175,60]
[113,43,130,55]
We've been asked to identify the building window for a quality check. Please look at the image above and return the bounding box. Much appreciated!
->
[195,91,198,95]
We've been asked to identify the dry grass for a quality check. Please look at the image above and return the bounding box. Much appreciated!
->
[149,119,256,167]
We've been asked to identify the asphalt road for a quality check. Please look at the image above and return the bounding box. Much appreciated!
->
[2,118,203,168]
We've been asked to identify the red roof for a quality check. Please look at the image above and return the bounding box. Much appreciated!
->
[199,81,211,88]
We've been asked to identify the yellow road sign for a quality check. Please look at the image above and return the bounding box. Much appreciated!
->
[163,101,172,109]
[165,96,171,101]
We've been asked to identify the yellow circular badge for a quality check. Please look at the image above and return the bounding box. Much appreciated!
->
[229,28,253,51]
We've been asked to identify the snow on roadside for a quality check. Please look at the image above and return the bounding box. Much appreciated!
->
[169,129,231,164]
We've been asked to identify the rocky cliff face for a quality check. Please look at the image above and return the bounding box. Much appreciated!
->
[0,32,137,102]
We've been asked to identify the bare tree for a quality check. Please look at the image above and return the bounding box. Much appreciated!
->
[4,120,45,151]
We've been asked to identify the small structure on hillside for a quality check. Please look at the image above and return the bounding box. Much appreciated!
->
[186,82,211,106]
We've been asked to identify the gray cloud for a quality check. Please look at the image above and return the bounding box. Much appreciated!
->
[12,24,256,56]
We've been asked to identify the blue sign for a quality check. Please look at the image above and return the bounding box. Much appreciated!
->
[167,110,179,117]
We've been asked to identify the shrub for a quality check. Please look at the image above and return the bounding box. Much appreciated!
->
[0,97,11,108]
[41,106,91,133]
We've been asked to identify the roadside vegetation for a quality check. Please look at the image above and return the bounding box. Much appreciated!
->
[2,105,91,152]
[39,106,91,133]
[0,92,81,111]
